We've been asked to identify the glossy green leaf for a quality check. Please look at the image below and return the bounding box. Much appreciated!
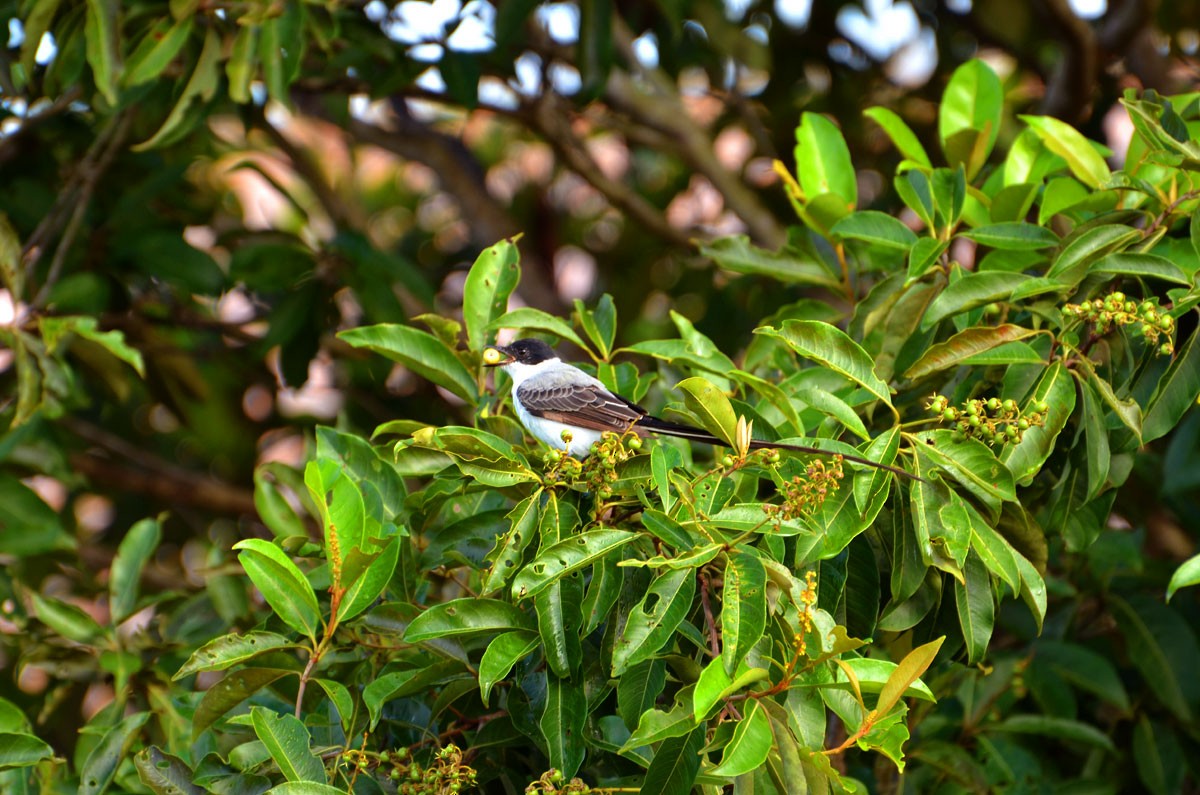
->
[611,568,696,676]
[700,236,842,289]
[922,271,1030,330]
[832,211,917,250]
[263,784,347,795]
[250,707,324,783]
[757,320,893,407]
[721,549,767,675]
[490,308,588,350]
[1143,323,1200,443]
[337,536,398,622]
[1091,253,1190,284]
[675,376,738,447]
[536,576,583,678]
[574,294,617,359]
[1110,595,1200,723]
[463,239,520,353]
[955,552,994,665]
[963,223,1059,251]
[1034,640,1130,711]
[823,658,936,702]
[1166,553,1200,602]
[540,676,586,779]
[1045,225,1141,283]
[482,491,543,596]
[338,324,478,402]
[134,746,202,795]
[616,659,666,732]
[479,631,538,706]
[711,700,771,778]
[193,668,292,738]
[232,539,321,641]
[640,725,705,795]
[226,23,257,103]
[410,426,539,486]
[906,237,949,283]
[30,591,105,645]
[905,324,1037,379]
[0,734,54,771]
[405,598,534,642]
[694,658,769,720]
[864,106,931,167]
[512,529,638,600]
[84,0,120,105]
[40,315,145,376]
[79,711,151,795]
[939,60,1003,178]
[987,715,1115,752]
[1019,115,1112,188]
[622,692,696,750]
[109,518,161,625]
[795,112,857,209]
[174,632,298,680]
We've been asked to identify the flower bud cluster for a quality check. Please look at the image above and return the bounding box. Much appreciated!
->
[525,767,592,793]
[542,430,643,498]
[382,744,477,793]
[766,456,844,522]
[1062,292,1175,355]
[927,394,1049,447]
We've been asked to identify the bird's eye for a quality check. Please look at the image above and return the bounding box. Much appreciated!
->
[483,347,502,364]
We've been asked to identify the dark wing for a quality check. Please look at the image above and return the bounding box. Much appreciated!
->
[516,380,647,432]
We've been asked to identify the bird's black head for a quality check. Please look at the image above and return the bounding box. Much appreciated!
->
[482,338,558,366]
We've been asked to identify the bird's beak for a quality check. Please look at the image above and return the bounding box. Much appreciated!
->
[482,346,514,367]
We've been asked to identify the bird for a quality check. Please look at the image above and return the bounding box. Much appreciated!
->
[482,338,914,479]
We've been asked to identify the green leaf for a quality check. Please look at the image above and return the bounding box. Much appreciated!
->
[675,376,738,447]
[84,0,120,105]
[700,236,842,289]
[1133,716,1185,795]
[757,320,893,407]
[225,23,257,103]
[250,707,324,784]
[40,316,145,376]
[831,211,917,251]
[622,694,696,750]
[794,387,869,441]
[1000,362,1077,485]
[79,711,150,795]
[721,549,767,675]
[896,169,936,231]
[611,568,697,676]
[574,294,617,359]
[640,725,705,795]
[963,223,1059,251]
[512,529,638,600]
[1091,252,1190,284]
[1111,595,1200,723]
[795,112,857,209]
[914,430,1016,515]
[409,426,539,487]
[134,747,202,795]
[954,552,994,665]
[482,491,543,596]
[864,107,932,167]
[109,518,161,625]
[823,658,935,701]
[540,676,586,779]
[313,679,353,736]
[263,784,347,795]
[922,271,1030,330]
[939,60,1003,179]
[463,239,520,353]
[232,539,321,642]
[1014,551,1047,633]
[193,668,292,738]
[338,324,478,402]
[1143,322,1200,443]
[362,661,464,729]
[876,636,944,717]
[1034,640,1130,711]
[1166,553,1200,602]
[404,598,534,642]
[905,324,1038,379]
[30,591,105,645]
[174,632,299,680]
[1045,225,1142,284]
[124,16,193,86]
[0,477,72,555]
[1019,115,1112,188]
[0,734,54,771]
[338,537,398,623]
[711,700,771,778]
[479,631,538,706]
[536,577,583,678]
[617,660,667,732]
[133,27,222,150]
[1080,380,1111,502]
[987,715,1115,752]
[694,658,769,720]
[906,237,949,283]
[490,307,588,350]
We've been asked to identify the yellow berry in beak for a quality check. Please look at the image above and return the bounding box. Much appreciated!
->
[482,347,504,365]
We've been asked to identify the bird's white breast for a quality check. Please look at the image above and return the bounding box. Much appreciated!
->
[502,358,605,457]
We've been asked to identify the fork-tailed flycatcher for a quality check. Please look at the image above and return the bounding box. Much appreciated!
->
[482,338,914,478]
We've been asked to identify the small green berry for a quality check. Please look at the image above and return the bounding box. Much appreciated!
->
[943,408,957,422]
[1035,400,1049,413]
[1002,399,1017,413]
[1111,291,1125,303]
[768,450,781,464]
[1006,425,1019,437]
[722,455,735,468]
[987,398,1001,411]
[966,402,979,416]
[628,436,643,450]
[968,415,980,427]
[1161,343,1174,356]
[1159,315,1174,330]
[1142,323,1155,336]
[1017,418,1030,430]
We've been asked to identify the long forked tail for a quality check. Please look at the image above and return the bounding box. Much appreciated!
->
[635,415,920,481]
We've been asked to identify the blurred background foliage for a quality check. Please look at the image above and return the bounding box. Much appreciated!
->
[2,0,1200,792]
